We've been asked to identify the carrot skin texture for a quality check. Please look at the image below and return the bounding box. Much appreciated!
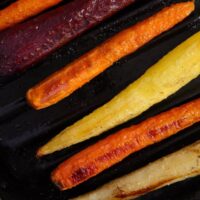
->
[26,2,195,110]
[51,98,200,190]
[0,0,62,31]
[0,0,135,76]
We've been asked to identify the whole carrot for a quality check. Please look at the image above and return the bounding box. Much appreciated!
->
[0,0,62,31]
[51,98,200,191]
[27,1,195,110]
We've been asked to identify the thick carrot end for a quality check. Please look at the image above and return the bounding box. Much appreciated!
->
[54,180,65,191]
[51,169,70,191]
[51,175,64,191]
[26,90,37,110]
[26,89,45,110]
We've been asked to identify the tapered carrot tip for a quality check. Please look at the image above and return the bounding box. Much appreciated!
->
[36,146,51,158]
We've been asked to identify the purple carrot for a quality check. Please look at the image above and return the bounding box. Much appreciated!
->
[0,0,135,76]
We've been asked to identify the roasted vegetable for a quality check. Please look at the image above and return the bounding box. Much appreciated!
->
[51,98,200,190]
[74,140,200,200]
[26,1,195,110]
[37,31,200,157]
[0,0,135,76]
[0,0,62,31]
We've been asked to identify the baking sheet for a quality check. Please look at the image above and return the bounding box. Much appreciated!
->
[0,0,199,199]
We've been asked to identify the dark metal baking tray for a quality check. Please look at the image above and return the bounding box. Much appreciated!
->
[0,0,199,199]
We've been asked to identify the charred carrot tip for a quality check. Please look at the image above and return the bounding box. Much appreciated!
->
[51,98,200,190]
[27,1,195,110]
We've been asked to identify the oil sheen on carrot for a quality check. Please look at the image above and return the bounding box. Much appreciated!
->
[51,98,200,190]
[0,0,62,31]
[27,2,195,110]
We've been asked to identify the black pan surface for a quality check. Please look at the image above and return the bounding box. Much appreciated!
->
[0,0,200,199]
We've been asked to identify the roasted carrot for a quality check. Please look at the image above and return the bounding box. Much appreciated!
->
[51,98,200,190]
[27,2,195,110]
[37,31,200,157]
[0,0,62,31]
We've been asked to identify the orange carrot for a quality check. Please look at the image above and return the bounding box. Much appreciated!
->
[27,2,195,110]
[51,98,200,191]
[0,0,62,31]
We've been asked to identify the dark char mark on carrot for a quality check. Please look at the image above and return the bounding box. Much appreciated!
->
[71,164,97,185]
[69,119,184,185]
[0,0,135,76]
[147,119,183,139]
